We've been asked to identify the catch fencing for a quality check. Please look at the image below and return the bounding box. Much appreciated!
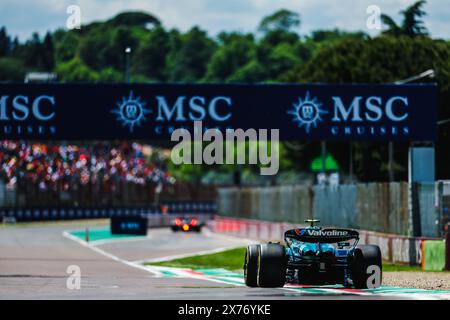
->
[218,181,449,238]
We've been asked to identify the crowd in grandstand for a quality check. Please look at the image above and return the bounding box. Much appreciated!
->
[0,140,173,191]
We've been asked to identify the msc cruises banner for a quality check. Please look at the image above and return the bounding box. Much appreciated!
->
[0,83,437,141]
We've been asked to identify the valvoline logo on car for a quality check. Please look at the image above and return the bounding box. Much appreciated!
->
[305,230,349,237]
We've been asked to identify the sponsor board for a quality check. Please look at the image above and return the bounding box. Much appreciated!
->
[111,216,148,235]
[0,83,437,141]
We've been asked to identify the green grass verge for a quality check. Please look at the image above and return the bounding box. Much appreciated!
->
[146,246,433,273]
[383,263,421,272]
[146,247,247,271]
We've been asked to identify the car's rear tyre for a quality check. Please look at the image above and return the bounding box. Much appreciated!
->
[171,226,178,232]
[257,243,286,288]
[244,244,260,287]
[352,245,382,289]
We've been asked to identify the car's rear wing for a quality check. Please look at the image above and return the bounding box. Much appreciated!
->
[284,228,359,243]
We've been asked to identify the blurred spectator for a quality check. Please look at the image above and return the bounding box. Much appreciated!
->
[0,140,174,192]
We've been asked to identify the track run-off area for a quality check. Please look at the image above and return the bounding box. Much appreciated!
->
[1,221,449,300]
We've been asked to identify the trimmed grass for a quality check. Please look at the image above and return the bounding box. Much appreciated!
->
[383,263,422,272]
[146,246,435,273]
[146,247,247,271]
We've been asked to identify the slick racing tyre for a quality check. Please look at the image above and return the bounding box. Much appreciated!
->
[257,243,286,288]
[352,245,382,289]
[244,244,260,287]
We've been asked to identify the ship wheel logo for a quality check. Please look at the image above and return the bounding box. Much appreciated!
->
[111,91,151,133]
[287,91,327,133]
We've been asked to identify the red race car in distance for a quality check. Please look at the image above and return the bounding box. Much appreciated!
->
[171,216,204,232]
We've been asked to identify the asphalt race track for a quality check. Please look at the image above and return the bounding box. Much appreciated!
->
[0,222,448,300]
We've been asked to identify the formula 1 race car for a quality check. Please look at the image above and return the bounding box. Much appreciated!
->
[244,219,382,289]
[170,216,204,232]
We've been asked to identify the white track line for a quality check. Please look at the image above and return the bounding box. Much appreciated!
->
[62,230,160,275]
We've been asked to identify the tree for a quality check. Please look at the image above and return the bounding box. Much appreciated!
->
[251,9,303,81]
[108,11,160,28]
[78,26,113,70]
[42,32,55,70]
[55,57,99,82]
[381,0,429,37]
[0,27,11,56]
[14,31,55,71]
[18,32,42,68]
[167,27,216,82]
[108,26,139,71]
[54,31,79,63]
[133,27,170,81]
[98,67,122,82]
[204,32,255,82]
[258,9,300,34]
[10,37,19,55]
[0,57,25,81]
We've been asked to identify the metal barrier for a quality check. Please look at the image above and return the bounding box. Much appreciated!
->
[218,182,448,237]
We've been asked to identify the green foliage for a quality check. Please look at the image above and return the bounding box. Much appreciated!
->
[132,27,170,81]
[283,36,450,87]
[204,32,255,82]
[78,26,113,70]
[227,60,267,83]
[107,11,161,28]
[55,57,99,82]
[54,30,80,63]
[98,67,122,82]
[381,0,429,37]
[166,26,216,82]
[15,32,54,71]
[0,26,11,56]
[41,33,55,70]
[258,9,300,34]
[0,57,26,81]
